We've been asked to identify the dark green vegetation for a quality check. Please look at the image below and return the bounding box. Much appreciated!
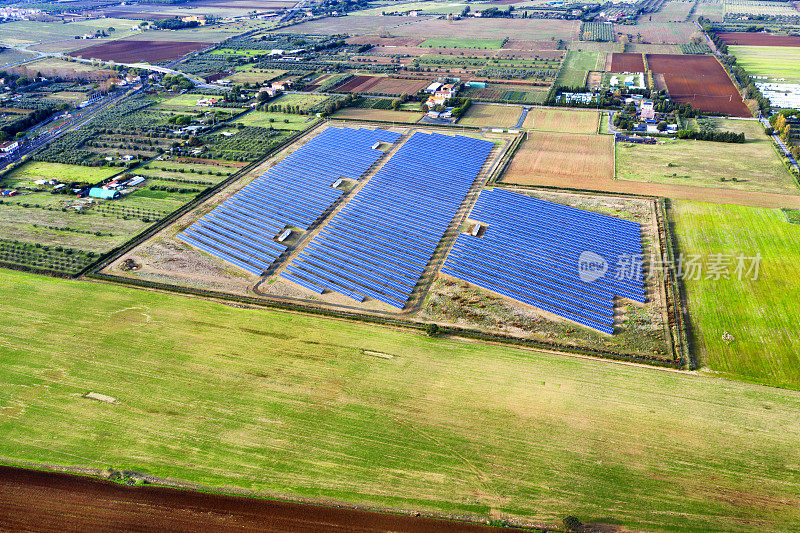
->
[2,268,800,532]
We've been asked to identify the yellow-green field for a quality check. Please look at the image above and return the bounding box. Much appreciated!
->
[2,269,800,531]
[458,104,524,128]
[522,107,600,133]
[616,119,798,195]
[728,45,800,83]
[673,200,800,390]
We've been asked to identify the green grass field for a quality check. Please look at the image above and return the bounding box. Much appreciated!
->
[555,50,602,87]
[0,18,144,45]
[2,162,117,189]
[233,111,317,130]
[157,93,226,109]
[728,45,800,83]
[673,201,800,390]
[3,269,800,531]
[616,119,798,195]
[269,93,330,112]
[419,37,505,49]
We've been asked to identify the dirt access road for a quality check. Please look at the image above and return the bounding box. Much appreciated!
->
[0,465,517,532]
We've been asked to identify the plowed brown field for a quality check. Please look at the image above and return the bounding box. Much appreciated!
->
[0,466,515,533]
[70,40,212,63]
[717,32,800,47]
[609,53,645,72]
[646,54,750,117]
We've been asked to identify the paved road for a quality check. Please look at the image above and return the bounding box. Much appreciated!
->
[761,115,800,172]
[0,87,137,173]
[0,466,519,533]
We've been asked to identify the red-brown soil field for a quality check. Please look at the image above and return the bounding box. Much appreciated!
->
[646,54,751,117]
[609,52,645,72]
[332,75,429,95]
[0,466,516,533]
[716,32,800,47]
[69,40,212,63]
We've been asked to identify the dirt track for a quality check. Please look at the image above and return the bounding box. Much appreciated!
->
[0,466,515,533]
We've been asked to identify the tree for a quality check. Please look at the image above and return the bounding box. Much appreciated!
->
[656,120,667,132]
[425,323,440,336]
[391,98,402,110]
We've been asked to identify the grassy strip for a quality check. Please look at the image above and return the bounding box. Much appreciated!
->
[2,267,800,531]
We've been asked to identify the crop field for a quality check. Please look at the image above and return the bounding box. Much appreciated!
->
[521,108,600,133]
[457,103,525,127]
[419,37,505,49]
[501,132,613,186]
[609,52,645,72]
[648,0,697,22]
[69,40,212,63]
[332,75,429,95]
[390,17,581,41]
[717,32,800,47]
[233,111,318,130]
[621,22,698,44]
[331,107,423,122]
[0,18,144,46]
[3,268,800,531]
[555,50,604,87]
[647,54,751,116]
[616,120,798,195]
[723,0,800,16]
[673,201,800,390]
[271,15,411,35]
[728,45,800,83]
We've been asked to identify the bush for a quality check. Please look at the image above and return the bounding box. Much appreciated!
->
[563,515,583,532]
[425,323,440,336]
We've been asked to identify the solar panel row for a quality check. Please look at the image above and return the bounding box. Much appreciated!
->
[442,188,646,334]
[177,127,401,275]
[282,132,495,309]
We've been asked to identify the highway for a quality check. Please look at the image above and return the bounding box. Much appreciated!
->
[0,86,139,173]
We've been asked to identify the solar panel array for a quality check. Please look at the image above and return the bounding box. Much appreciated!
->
[282,132,495,309]
[177,127,401,275]
[442,189,645,334]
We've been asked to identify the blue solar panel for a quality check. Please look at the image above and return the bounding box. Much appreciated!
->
[179,127,400,274]
[285,131,495,308]
[442,189,646,334]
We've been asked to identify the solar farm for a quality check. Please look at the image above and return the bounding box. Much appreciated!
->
[177,127,401,276]
[133,122,660,340]
[442,189,645,334]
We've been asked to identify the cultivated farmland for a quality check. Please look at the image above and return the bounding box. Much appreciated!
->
[69,40,212,63]
[3,268,800,531]
[647,54,751,116]
[419,37,505,49]
[501,132,613,186]
[673,200,800,390]
[556,50,604,87]
[616,119,798,195]
[458,103,525,127]
[332,108,423,122]
[521,108,600,133]
[609,52,645,72]
[332,76,429,96]
[728,45,800,83]
[717,32,800,47]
